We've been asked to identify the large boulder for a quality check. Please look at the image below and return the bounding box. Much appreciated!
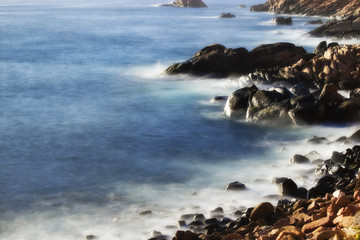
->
[224,85,258,117]
[250,202,274,222]
[288,95,326,125]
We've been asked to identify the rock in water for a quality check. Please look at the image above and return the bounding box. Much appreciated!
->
[273,16,292,25]
[173,0,207,7]
[226,181,246,191]
[290,154,310,164]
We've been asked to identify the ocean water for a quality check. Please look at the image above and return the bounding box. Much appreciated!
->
[0,0,359,239]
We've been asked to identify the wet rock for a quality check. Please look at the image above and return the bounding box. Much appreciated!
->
[331,151,345,164]
[279,178,298,197]
[204,218,218,225]
[308,181,334,198]
[179,214,195,221]
[211,96,228,102]
[289,95,325,125]
[174,230,200,240]
[210,207,224,218]
[224,85,258,117]
[226,181,246,191]
[290,154,310,164]
[250,202,274,221]
[220,13,235,18]
[273,16,292,25]
[290,84,310,96]
[272,177,289,185]
[193,214,205,222]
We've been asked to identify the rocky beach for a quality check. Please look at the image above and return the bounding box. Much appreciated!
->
[157,0,360,240]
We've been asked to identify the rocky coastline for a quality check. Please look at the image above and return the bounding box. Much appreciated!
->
[250,0,360,39]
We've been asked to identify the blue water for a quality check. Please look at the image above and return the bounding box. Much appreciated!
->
[0,0,358,239]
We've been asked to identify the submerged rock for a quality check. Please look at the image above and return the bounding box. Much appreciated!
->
[290,154,310,164]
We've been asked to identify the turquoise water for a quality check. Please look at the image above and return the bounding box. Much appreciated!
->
[0,0,358,239]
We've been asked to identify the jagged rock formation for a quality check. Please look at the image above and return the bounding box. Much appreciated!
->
[250,0,360,18]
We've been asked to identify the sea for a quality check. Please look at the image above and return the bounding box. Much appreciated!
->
[0,0,359,239]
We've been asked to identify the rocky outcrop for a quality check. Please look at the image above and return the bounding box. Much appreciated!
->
[165,43,306,77]
[310,15,360,39]
[219,13,235,18]
[250,0,360,18]
[161,0,207,8]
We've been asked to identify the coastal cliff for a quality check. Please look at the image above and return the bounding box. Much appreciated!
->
[250,0,360,18]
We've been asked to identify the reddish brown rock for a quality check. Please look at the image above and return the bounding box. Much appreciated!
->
[313,230,346,240]
[301,216,332,233]
[335,195,351,208]
[174,230,200,240]
[250,202,274,222]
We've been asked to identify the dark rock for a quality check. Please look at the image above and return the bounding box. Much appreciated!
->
[245,207,254,219]
[193,214,205,222]
[220,13,235,18]
[250,202,274,221]
[219,217,233,226]
[224,85,258,117]
[211,96,228,102]
[332,100,360,123]
[238,5,246,8]
[251,90,289,109]
[279,178,298,197]
[306,19,323,25]
[189,221,204,227]
[226,181,246,191]
[204,218,218,225]
[350,129,360,142]
[290,154,310,164]
[246,99,292,123]
[86,235,97,240]
[307,136,330,145]
[331,151,345,164]
[178,220,187,228]
[305,150,323,160]
[314,41,327,57]
[272,177,289,184]
[290,84,310,96]
[139,210,152,216]
[308,181,334,198]
[289,95,326,125]
[273,16,292,25]
[179,214,195,221]
[297,187,308,199]
[210,207,224,218]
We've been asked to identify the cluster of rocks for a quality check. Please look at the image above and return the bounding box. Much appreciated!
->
[161,0,207,8]
[165,42,307,78]
[223,81,360,124]
[149,129,360,240]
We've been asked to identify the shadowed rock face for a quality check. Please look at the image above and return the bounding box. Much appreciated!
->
[250,0,360,18]
[165,42,306,77]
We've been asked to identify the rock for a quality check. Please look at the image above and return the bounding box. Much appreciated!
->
[273,16,292,25]
[279,178,298,197]
[319,83,344,105]
[288,95,325,125]
[193,214,205,222]
[165,42,306,78]
[307,136,330,145]
[210,207,224,217]
[172,0,207,8]
[290,154,310,164]
[349,129,360,142]
[308,181,334,198]
[307,19,323,25]
[301,216,332,233]
[250,2,271,12]
[290,84,310,96]
[220,13,235,18]
[332,100,360,122]
[226,181,246,191]
[86,235,97,240]
[139,210,152,216]
[249,202,274,221]
[314,41,327,57]
[331,151,345,164]
[238,5,246,8]
[313,230,345,240]
[224,85,258,117]
[174,230,200,240]
[211,96,228,102]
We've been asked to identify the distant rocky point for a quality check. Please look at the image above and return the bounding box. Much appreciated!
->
[161,0,207,8]
[250,0,360,18]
